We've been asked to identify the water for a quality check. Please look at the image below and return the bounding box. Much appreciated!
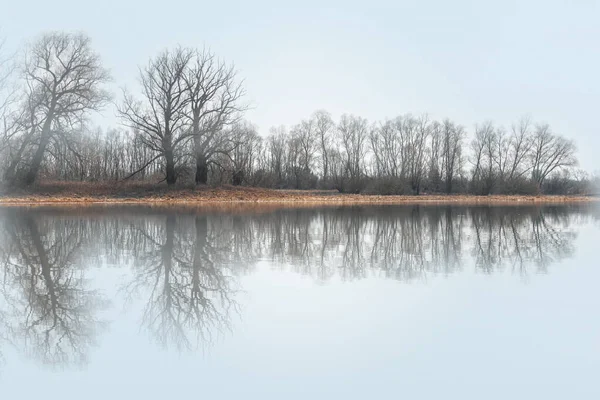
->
[0,204,598,399]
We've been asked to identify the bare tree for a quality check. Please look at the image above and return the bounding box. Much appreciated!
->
[370,118,402,178]
[286,130,304,188]
[441,119,464,193]
[267,125,287,186]
[493,127,509,187]
[530,124,577,187]
[20,32,110,185]
[407,115,430,194]
[470,121,496,194]
[227,121,260,185]
[427,121,443,191]
[291,116,317,174]
[313,110,334,181]
[337,114,369,192]
[183,49,245,185]
[505,116,534,185]
[119,48,192,184]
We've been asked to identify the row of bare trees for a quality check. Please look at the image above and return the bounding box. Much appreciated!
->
[469,118,580,194]
[256,112,583,194]
[0,31,590,194]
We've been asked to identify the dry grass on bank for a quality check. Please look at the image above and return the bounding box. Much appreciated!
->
[0,181,597,206]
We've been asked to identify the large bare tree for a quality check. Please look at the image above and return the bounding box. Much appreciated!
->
[530,124,577,187]
[183,49,245,185]
[20,32,110,185]
[119,48,193,184]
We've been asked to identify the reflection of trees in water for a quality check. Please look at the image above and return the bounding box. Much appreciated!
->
[368,207,466,280]
[0,204,595,366]
[250,206,467,281]
[0,213,108,367]
[470,207,577,275]
[122,215,239,351]
[253,206,588,281]
[92,205,592,286]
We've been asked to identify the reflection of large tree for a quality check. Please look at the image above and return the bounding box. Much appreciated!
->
[124,214,239,350]
[0,213,107,367]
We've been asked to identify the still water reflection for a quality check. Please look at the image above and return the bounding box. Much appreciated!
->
[0,204,598,399]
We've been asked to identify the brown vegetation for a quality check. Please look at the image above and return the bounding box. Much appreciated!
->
[0,182,596,206]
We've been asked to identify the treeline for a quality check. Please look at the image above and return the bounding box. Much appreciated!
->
[0,32,595,195]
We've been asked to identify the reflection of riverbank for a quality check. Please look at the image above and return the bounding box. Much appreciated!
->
[1,205,596,278]
[0,205,596,368]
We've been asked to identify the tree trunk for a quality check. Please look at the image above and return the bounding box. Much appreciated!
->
[24,111,54,186]
[232,170,244,186]
[195,153,208,185]
[165,149,176,185]
[414,180,421,195]
[192,111,209,185]
[24,131,51,185]
[445,178,453,194]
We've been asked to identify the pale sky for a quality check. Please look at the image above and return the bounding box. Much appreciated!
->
[1,0,599,172]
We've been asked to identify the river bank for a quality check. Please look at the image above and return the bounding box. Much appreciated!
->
[0,182,597,206]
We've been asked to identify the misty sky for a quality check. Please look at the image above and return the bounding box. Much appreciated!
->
[1,0,598,171]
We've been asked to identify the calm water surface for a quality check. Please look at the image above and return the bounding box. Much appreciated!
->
[0,204,599,399]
